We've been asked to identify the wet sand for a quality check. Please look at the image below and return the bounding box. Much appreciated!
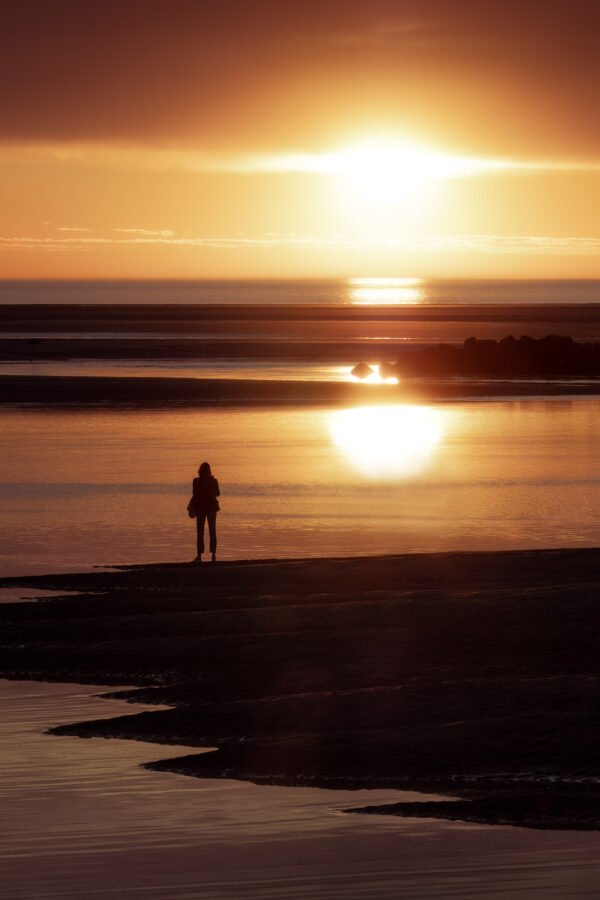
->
[3,301,600,405]
[3,302,600,331]
[4,303,600,355]
[3,373,600,406]
[8,679,600,900]
[2,548,600,831]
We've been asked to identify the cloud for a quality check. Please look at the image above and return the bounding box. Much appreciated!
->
[1,232,599,256]
[2,141,600,179]
[113,228,176,237]
[55,226,92,232]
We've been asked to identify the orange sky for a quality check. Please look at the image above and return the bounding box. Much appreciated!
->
[1,0,599,279]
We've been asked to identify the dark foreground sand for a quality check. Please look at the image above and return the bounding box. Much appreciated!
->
[2,548,600,831]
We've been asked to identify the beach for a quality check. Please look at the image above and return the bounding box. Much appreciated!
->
[2,548,600,834]
[2,293,600,897]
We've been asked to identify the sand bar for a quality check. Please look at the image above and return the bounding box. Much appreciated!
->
[2,547,600,830]
[2,373,600,406]
[4,304,600,349]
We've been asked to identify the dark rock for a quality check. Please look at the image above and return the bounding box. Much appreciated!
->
[351,362,374,379]
[397,335,600,378]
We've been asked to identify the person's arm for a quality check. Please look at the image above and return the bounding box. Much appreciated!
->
[214,478,220,497]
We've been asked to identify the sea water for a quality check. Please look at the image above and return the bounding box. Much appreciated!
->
[3,679,600,899]
[1,399,599,576]
[1,277,600,306]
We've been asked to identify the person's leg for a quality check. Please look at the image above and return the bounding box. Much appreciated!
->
[208,511,217,559]
[196,513,206,558]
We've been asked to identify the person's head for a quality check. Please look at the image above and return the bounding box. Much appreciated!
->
[198,461,212,479]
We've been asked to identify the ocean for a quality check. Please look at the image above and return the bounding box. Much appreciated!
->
[1,399,599,577]
[1,277,600,306]
[1,277,600,577]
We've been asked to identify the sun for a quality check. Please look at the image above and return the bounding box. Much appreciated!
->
[313,138,507,207]
[326,140,438,204]
[264,137,509,219]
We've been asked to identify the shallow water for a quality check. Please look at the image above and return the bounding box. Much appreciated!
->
[0,358,354,382]
[3,358,600,387]
[1,399,600,575]
[3,678,600,899]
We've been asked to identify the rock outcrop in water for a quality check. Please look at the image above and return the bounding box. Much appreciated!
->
[387,335,600,379]
[350,362,374,379]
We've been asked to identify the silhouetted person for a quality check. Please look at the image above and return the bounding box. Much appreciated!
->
[192,462,220,563]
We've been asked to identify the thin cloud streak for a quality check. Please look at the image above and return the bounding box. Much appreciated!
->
[2,142,600,178]
[2,233,599,256]
[114,228,176,237]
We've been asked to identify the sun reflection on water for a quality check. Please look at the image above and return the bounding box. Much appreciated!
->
[348,364,399,384]
[349,277,424,305]
[328,404,447,478]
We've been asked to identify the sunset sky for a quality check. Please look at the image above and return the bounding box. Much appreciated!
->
[1,0,599,279]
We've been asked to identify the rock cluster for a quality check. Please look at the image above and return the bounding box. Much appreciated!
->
[353,335,600,379]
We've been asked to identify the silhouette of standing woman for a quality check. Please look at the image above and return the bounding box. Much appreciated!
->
[192,462,220,563]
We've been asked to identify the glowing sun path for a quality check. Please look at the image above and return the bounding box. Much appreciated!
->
[349,277,425,305]
[328,405,448,479]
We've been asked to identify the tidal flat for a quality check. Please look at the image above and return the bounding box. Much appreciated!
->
[2,548,600,831]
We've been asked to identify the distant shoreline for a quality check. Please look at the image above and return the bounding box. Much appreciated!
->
[4,303,600,351]
[3,303,600,403]
[3,302,600,329]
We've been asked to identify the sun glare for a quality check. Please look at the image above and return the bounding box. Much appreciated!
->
[263,138,512,227]
[328,141,437,204]
[328,405,447,479]
[347,364,399,384]
[317,139,507,206]
[349,277,424,305]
